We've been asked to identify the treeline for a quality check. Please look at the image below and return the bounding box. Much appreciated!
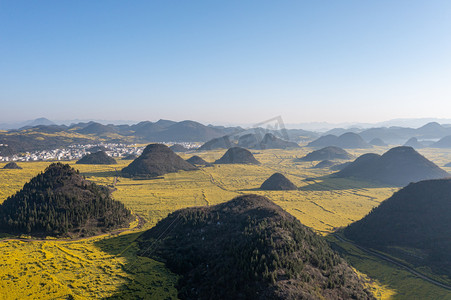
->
[0,163,132,236]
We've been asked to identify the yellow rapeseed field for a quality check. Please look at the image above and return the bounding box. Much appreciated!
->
[0,146,450,299]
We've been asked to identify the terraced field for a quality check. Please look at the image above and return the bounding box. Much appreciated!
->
[0,147,450,299]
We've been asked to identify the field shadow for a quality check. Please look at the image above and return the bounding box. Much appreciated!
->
[94,232,178,299]
[299,176,394,191]
[237,187,261,192]
[82,171,117,178]
[94,231,142,256]
[82,170,166,181]
[326,232,451,298]
[325,232,400,299]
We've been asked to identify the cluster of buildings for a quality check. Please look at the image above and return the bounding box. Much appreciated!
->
[0,142,200,162]
[168,142,200,150]
[0,143,144,162]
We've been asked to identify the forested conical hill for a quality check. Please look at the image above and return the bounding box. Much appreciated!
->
[186,155,211,166]
[139,194,374,300]
[76,151,117,165]
[170,144,189,152]
[403,137,425,149]
[0,163,132,237]
[307,133,371,149]
[214,147,260,164]
[298,146,352,161]
[260,173,297,190]
[121,143,197,178]
[369,138,386,146]
[198,135,235,151]
[3,162,22,169]
[259,133,300,149]
[344,179,451,278]
[334,146,449,186]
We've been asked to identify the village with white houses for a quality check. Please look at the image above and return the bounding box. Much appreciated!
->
[0,142,198,162]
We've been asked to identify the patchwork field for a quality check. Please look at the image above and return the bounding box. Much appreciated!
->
[0,146,450,299]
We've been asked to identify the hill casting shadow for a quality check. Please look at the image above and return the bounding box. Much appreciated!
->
[94,231,179,299]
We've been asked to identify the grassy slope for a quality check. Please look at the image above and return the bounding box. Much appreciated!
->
[0,146,450,299]
[327,234,451,300]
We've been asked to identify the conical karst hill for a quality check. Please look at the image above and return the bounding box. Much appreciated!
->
[334,146,449,186]
[260,173,297,190]
[76,151,117,165]
[3,162,22,169]
[344,179,451,278]
[0,163,132,237]
[298,146,352,161]
[214,147,260,165]
[186,155,211,166]
[139,194,375,300]
[121,143,197,178]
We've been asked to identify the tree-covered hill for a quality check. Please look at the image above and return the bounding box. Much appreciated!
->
[76,151,117,165]
[0,163,132,237]
[344,179,451,279]
[121,143,197,178]
[139,194,374,300]
[260,173,297,190]
[298,146,352,162]
[334,146,449,186]
[214,147,260,165]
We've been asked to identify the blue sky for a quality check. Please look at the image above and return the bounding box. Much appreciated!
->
[1,1,450,125]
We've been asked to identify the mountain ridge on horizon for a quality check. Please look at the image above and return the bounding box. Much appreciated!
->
[3,118,451,151]
[3,117,451,131]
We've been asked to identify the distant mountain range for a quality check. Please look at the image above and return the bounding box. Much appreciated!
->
[4,117,451,133]
[3,117,451,156]
[0,117,56,130]
[0,119,263,156]
[1,118,316,141]
[286,118,451,131]
[309,122,451,145]
[0,118,133,130]
[323,122,451,144]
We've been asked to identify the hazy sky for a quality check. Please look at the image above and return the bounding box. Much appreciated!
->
[1,1,450,125]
